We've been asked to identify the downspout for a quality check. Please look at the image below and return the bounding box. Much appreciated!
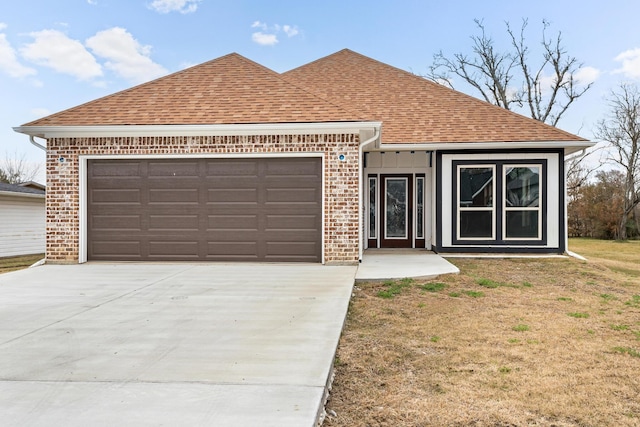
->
[563,148,586,253]
[29,135,47,151]
[358,128,380,262]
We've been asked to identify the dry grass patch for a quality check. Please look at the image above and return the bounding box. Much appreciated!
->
[325,240,640,426]
[0,254,43,274]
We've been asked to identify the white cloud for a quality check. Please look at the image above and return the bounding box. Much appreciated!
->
[86,27,168,84]
[614,48,640,79]
[0,23,7,31]
[21,29,102,80]
[282,25,299,37]
[148,0,201,14]
[251,21,267,31]
[252,32,278,46]
[574,66,600,85]
[250,21,300,46]
[0,33,37,78]
[87,0,98,4]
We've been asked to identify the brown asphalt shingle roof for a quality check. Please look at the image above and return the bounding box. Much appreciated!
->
[283,49,586,143]
[23,53,366,127]
[22,49,586,144]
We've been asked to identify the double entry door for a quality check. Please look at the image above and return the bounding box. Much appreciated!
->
[369,174,426,248]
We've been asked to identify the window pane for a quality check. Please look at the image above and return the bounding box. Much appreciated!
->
[369,178,376,238]
[505,167,539,207]
[416,177,424,238]
[506,211,539,238]
[386,178,407,238]
[460,167,493,207]
[459,211,493,238]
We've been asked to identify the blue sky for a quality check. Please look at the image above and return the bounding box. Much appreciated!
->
[2,0,640,183]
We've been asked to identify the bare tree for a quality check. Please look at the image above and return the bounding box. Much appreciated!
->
[428,19,593,126]
[595,83,640,240]
[0,152,41,184]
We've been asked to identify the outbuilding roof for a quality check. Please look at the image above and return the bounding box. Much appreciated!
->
[21,49,586,144]
[0,182,45,196]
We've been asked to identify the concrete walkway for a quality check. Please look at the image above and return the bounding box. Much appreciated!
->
[0,263,356,427]
[356,250,460,281]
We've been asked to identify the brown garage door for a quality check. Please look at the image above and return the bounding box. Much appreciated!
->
[87,158,322,262]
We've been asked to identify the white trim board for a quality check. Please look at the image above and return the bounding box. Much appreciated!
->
[15,122,382,139]
[78,153,326,264]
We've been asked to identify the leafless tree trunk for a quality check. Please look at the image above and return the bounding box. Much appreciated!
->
[595,84,640,240]
[428,19,593,127]
[0,152,41,184]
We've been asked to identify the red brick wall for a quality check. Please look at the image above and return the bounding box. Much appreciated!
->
[45,134,361,264]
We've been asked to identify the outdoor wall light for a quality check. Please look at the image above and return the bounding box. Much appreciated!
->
[59,157,65,163]
[338,154,346,162]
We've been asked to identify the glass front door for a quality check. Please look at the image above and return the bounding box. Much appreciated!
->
[380,175,413,248]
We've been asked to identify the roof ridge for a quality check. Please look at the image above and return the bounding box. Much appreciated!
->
[235,52,369,121]
[283,49,382,121]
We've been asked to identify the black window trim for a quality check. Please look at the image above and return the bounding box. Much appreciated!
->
[452,159,548,246]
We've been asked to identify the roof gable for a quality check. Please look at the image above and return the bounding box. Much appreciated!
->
[282,49,586,143]
[23,53,366,127]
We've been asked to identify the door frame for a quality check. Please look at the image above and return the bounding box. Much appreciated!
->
[366,172,429,249]
[380,174,413,248]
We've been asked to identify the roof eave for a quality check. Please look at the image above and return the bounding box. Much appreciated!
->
[375,140,595,155]
[13,122,382,139]
[0,191,45,199]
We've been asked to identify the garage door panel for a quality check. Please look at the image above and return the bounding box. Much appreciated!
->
[91,162,142,177]
[207,188,258,203]
[266,188,320,203]
[88,158,321,262]
[206,161,258,176]
[148,161,199,177]
[148,215,200,231]
[207,242,258,258]
[91,241,141,258]
[148,241,199,257]
[207,230,259,242]
[266,214,318,230]
[208,215,258,230]
[92,215,142,231]
[148,189,198,203]
[90,189,141,204]
[266,241,318,254]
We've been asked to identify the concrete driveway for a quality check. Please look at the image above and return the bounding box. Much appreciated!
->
[0,263,356,426]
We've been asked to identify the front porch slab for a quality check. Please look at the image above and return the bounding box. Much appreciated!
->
[356,250,459,282]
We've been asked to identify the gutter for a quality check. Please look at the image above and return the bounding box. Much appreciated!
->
[29,136,46,151]
[376,140,594,155]
[13,122,382,139]
[358,128,380,262]
[0,191,45,199]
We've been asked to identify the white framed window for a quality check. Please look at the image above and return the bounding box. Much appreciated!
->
[415,176,425,239]
[368,176,377,239]
[457,165,495,240]
[503,164,542,240]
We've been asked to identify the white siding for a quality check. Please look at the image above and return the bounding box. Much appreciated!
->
[0,195,45,257]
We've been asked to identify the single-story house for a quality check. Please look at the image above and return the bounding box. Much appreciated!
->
[14,49,593,264]
[0,182,45,257]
